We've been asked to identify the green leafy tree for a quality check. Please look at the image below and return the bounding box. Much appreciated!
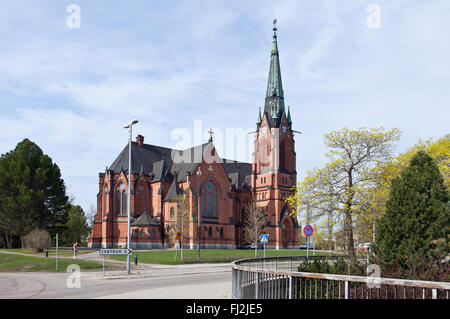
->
[286,127,401,261]
[0,139,70,247]
[63,205,89,246]
[375,151,449,275]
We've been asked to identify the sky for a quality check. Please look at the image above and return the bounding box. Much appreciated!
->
[0,0,449,214]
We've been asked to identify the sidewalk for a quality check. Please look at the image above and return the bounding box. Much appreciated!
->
[95,280,232,299]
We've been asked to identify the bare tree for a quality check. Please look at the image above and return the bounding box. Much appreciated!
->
[175,191,191,261]
[22,229,51,252]
[86,204,97,228]
[243,200,266,257]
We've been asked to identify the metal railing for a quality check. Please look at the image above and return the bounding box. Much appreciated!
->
[231,256,450,299]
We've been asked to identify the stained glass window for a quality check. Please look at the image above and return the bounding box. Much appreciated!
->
[122,190,127,215]
[201,180,218,217]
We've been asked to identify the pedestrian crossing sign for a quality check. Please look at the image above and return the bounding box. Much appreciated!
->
[260,234,269,243]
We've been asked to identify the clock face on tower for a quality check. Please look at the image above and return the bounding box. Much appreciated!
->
[282,126,287,133]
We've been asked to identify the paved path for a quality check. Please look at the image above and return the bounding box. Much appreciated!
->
[0,250,233,299]
[0,249,92,260]
[0,271,232,299]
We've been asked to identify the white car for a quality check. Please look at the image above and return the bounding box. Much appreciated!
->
[299,243,315,250]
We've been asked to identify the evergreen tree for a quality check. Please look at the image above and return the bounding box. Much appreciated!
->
[0,139,70,247]
[375,151,449,274]
[63,205,89,246]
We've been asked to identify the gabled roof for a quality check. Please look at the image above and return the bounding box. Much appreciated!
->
[106,140,252,191]
[131,213,159,227]
[169,142,211,182]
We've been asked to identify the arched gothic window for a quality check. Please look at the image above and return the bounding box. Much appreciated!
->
[104,193,107,215]
[259,137,271,168]
[116,184,127,216]
[170,207,175,219]
[116,189,121,216]
[280,139,288,171]
[122,190,127,215]
[201,180,218,217]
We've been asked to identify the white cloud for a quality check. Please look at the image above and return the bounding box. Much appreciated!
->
[0,1,448,212]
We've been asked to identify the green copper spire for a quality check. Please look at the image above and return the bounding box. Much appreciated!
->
[264,19,285,126]
[266,20,284,99]
[287,105,292,124]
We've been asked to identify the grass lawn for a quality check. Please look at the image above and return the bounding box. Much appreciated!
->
[110,249,338,265]
[0,253,117,272]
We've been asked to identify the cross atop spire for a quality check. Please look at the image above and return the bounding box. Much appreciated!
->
[208,128,214,142]
[271,18,279,53]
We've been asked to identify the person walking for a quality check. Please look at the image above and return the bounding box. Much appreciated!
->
[73,242,78,259]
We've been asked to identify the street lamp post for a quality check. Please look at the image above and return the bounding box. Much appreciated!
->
[197,167,202,259]
[124,119,138,275]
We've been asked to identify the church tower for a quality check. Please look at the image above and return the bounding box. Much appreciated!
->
[252,22,299,249]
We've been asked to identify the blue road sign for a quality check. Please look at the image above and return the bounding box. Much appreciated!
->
[304,225,314,237]
[260,234,269,243]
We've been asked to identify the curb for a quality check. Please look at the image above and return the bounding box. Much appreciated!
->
[87,269,232,280]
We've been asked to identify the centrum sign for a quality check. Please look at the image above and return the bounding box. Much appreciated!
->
[100,248,132,255]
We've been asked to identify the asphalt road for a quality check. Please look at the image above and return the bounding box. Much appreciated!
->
[0,268,232,299]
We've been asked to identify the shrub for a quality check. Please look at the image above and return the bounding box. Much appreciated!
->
[297,257,368,277]
[22,229,51,252]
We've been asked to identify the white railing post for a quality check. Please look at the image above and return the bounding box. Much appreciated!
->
[232,269,236,298]
[255,272,259,299]
[289,275,293,299]
[237,270,241,299]
[432,289,437,299]
[345,281,349,299]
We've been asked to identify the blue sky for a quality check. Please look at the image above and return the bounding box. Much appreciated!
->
[0,0,449,214]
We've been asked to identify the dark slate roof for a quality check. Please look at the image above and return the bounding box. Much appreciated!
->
[152,159,167,182]
[221,160,252,191]
[170,143,211,182]
[131,213,159,227]
[109,142,173,176]
[107,141,252,191]
[163,178,182,202]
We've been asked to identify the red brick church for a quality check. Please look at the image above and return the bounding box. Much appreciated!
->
[88,25,300,249]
